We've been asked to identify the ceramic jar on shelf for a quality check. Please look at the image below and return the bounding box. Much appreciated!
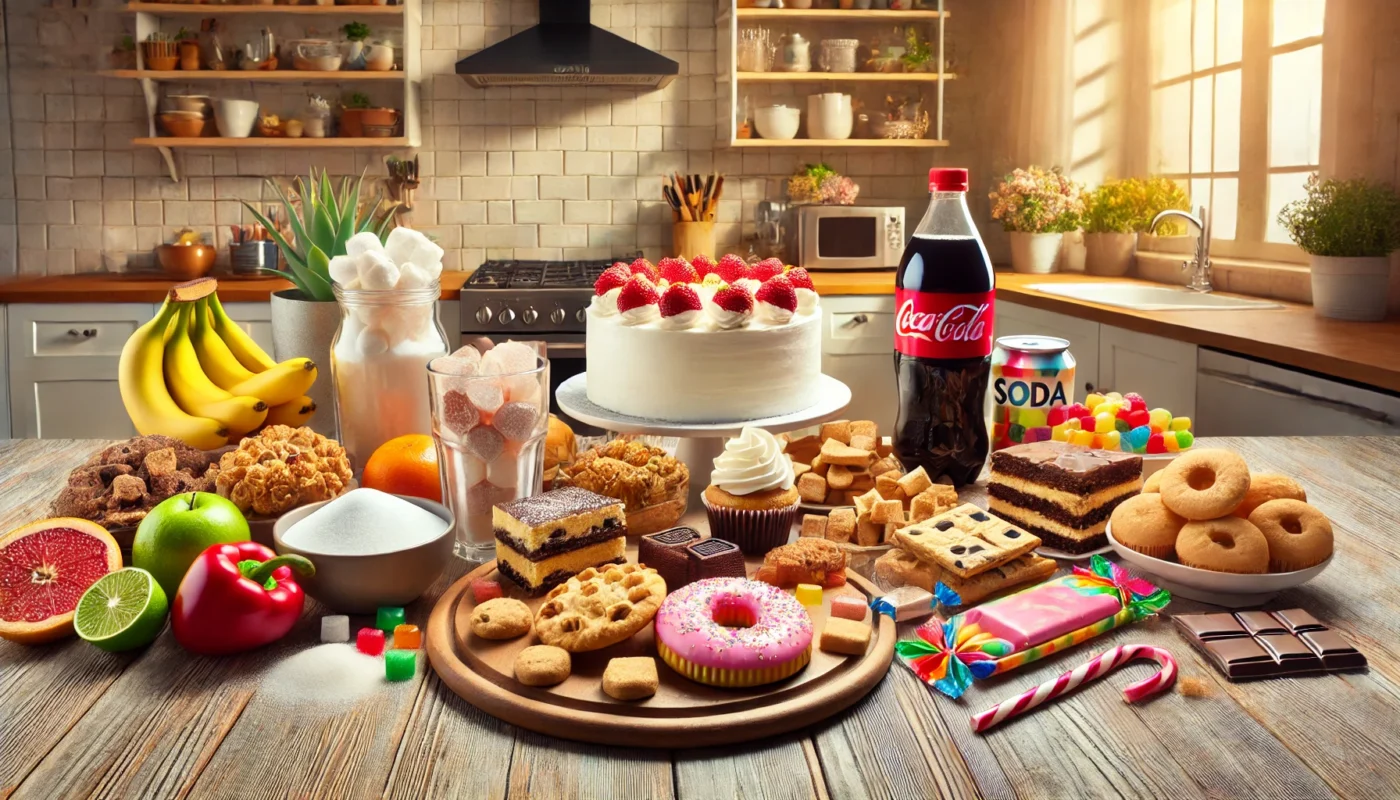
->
[777,33,811,72]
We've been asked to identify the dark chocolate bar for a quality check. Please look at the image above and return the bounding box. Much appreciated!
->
[686,537,747,584]
[638,527,701,591]
[1174,608,1367,681]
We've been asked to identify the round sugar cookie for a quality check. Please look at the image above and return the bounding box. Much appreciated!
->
[1175,516,1269,574]
[1248,498,1333,572]
[1159,449,1250,520]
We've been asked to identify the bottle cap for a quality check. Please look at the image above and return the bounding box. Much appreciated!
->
[929,168,969,192]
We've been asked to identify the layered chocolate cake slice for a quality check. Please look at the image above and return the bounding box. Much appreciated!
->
[988,442,1143,554]
[493,486,627,595]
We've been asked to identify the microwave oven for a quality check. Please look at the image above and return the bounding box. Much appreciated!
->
[793,205,905,271]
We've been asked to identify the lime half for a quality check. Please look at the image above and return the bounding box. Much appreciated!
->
[75,568,169,652]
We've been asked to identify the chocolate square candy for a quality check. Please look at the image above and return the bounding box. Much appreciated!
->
[686,538,747,583]
[638,526,701,592]
[1299,630,1368,670]
[1202,637,1277,679]
[1176,613,1247,641]
[1236,610,1288,636]
[1270,608,1327,634]
[1256,633,1323,673]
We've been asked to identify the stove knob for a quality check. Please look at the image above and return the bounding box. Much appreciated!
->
[575,308,587,323]
[550,307,566,325]
[475,306,493,325]
[499,307,517,325]
[521,307,538,325]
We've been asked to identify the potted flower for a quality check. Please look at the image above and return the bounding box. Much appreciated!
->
[242,169,398,433]
[786,163,860,205]
[1278,174,1400,321]
[1082,177,1189,276]
[342,21,371,69]
[989,166,1085,274]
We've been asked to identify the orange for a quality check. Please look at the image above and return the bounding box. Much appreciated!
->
[362,434,442,502]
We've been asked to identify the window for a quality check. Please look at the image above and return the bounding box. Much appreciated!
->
[1147,0,1324,262]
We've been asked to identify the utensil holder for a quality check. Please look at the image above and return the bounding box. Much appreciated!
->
[671,221,716,260]
[229,240,279,275]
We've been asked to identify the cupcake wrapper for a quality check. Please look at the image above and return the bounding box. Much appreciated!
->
[1126,542,1175,560]
[703,497,799,556]
[1270,555,1327,573]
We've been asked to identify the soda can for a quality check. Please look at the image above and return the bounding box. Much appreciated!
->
[990,335,1075,450]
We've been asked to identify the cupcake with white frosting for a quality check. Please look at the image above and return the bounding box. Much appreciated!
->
[702,426,801,555]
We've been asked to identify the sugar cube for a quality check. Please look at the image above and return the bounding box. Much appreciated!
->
[385,649,416,681]
[357,627,386,656]
[466,425,505,462]
[830,595,868,621]
[359,250,400,290]
[471,579,503,603]
[485,451,519,488]
[321,615,349,643]
[328,255,359,286]
[394,623,422,649]
[376,606,406,633]
[492,401,540,442]
[345,230,385,258]
[795,583,823,606]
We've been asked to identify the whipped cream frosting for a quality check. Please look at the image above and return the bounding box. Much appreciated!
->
[658,308,703,329]
[619,304,660,325]
[711,426,795,495]
[795,287,818,315]
[591,288,621,316]
[756,300,794,325]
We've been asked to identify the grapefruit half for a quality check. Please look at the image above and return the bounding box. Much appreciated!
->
[0,518,122,644]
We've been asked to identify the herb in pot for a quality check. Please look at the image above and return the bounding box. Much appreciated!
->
[1277,174,1400,257]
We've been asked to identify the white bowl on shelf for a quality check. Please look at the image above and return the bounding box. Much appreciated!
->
[754,105,800,140]
[1106,521,1332,607]
[212,98,259,138]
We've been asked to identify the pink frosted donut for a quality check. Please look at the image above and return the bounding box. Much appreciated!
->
[654,577,813,687]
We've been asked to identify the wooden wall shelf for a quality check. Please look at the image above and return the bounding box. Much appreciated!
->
[104,69,405,82]
[731,138,949,148]
[732,8,948,21]
[736,72,955,82]
[124,2,405,15]
[134,137,410,148]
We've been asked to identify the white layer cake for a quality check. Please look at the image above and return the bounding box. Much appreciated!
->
[585,308,822,423]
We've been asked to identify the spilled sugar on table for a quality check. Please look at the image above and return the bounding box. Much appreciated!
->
[2,436,1400,799]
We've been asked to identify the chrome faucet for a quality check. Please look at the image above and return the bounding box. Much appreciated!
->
[1150,205,1212,293]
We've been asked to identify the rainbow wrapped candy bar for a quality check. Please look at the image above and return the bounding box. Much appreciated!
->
[894,555,1170,699]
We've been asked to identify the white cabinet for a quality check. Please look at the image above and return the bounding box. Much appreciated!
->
[994,301,1101,395]
[820,295,897,431]
[1197,350,1400,436]
[7,303,156,439]
[1098,324,1197,420]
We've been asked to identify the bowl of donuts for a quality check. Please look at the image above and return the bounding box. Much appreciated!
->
[1105,448,1333,607]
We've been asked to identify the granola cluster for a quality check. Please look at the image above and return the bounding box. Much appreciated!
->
[209,425,353,517]
[52,435,219,528]
[557,438,688,510]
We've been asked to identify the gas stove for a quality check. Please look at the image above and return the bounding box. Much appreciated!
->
[459,258,619,334]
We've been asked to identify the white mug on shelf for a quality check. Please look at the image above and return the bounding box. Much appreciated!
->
[806,93,853,140]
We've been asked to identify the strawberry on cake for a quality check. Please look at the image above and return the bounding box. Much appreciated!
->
[586,254,822,423]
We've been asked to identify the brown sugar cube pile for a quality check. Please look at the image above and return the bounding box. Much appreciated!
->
[779,422,963,546]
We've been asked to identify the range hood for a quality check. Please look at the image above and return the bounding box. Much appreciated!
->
[456,0,678,89]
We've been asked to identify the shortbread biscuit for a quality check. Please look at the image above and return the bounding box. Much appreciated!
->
[893,503,1040,578]
[534,563,666,652]
[603,657,659,700]
[515,645,571,686]
[470,598,533,640]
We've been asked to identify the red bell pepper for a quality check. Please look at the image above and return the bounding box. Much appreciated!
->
[171,541,315,655]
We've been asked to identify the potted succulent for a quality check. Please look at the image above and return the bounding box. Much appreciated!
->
[342,21,372,69]
[242,169,398,433]
[1278,174,1400,321]
[339,92,371,137]
[1082,177,1189,276]
[989,166,1085,274]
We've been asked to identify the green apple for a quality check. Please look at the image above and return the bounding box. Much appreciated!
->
[133,492,250,597]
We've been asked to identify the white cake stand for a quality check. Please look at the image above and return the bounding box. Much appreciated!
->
[555,373,853,508]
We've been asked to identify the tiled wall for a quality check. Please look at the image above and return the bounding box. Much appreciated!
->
[1,0,1005,277]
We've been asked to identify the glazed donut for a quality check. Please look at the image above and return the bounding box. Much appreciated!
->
[654,577,813,687]
[1175,517,1269,574]
[1248,499,1333,572]
[1233,473,1307,518]
[1159,449,1250,520]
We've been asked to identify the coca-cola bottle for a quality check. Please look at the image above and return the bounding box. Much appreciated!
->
[893,168,995,486]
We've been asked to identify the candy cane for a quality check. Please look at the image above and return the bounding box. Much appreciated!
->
[971,644,1177,734]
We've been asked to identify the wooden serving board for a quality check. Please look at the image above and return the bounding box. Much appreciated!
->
[426,554,896,748]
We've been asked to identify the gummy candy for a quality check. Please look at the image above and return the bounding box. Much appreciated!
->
[1009,423,1026,443]
[1018,408,1048,429]
[1070,430,1095,447]
[1169,416,1192,432]
[1047,405,1069,426]
[1115,418,1131,434]
[1051,423,1071,442]
[1175,430,1195,448]
[357,627,386,656]
[1065,403,1089,418]
[1093,413,1115,434]
[377,607,406,633]
[1128,425,1152,448]
[1084,393,1105,410]
[385,649,415,681]
[1127,409,1150,429]
[471,579,503,603]
[1123,392,1145,408]
[1100,430,1121,450]
[1027,426,1051,443]
[1106,391,1123,402]
[1148,408,1173,430]
[1146,432,1167,454]
[795,584,823,606]
[1066,417,1082,430]
[1163,434,1181,453]
[394,624,422,649]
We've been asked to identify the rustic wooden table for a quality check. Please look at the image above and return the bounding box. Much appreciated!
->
[2,437,1398,800]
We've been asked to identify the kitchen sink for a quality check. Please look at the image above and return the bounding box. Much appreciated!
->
[1027,282,1282,311]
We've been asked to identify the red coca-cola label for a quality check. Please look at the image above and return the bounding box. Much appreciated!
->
[894,289,995,359]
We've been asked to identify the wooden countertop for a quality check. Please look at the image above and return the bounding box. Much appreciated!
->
[3,436,1398,798]
[0,272,471,303]
[810,269,1400,394]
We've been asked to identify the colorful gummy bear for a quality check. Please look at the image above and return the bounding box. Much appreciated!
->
[357,627,386,656]
[385,649,416,681]
[376,606,406,633]
[393,624,422,649]
[471,579,503,604]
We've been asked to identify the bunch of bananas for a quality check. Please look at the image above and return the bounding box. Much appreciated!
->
[119,285,318,450]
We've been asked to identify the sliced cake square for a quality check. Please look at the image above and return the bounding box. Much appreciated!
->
[493,487,627,595]
[988,441,1142,553]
